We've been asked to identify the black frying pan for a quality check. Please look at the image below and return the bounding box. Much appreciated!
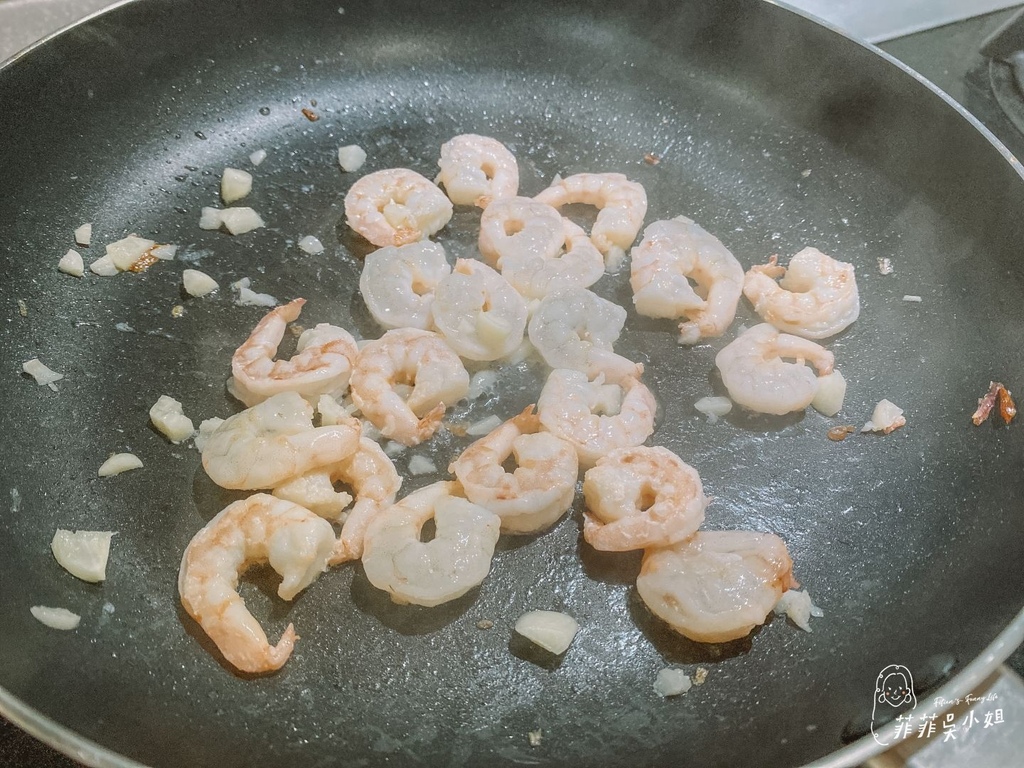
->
[2,1,1024,766]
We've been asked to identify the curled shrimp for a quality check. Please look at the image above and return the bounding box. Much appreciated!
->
[537,368,656,469]
[478,196,564,268]
[361,481,501,607]
[449,406,578,534]
[534,172,648,270]
[436,134,519,208]
[178,494,335,673]
[636,530,798,644]
[202,391,360,490]
[344,168,453,247]
[431,258,528,361]
[743,247,860,339]
[582,446,707,551]
[501,218,605,300]
[527,288,639,380]
[349,328,469,446]
[630,217,744,345]
[231,298,358,408]
[359,241,451,330]
[715,323,834,415]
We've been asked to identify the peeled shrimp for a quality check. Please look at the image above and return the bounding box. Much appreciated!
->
[636,530,798,644]
[478,196,564,268]
[178,494,335,672]
[344,168,453,247]
[582,446,707,551]
[431,258,528,361]
[501,219,605,300]
[715,323,834,415]
[527,287,639,380]
[743,247,860,339]
[537,368,656,469]
[359,241,451,330]
[436,134,518,208]
[534,172,648,270]
[349,328,469,446]
[231,299,358,407]
[630,217,744,345]
[361,481,501,607]
[449,406,578,534]
[202,392,361,490]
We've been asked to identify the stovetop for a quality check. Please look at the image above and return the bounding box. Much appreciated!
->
[1,3,1023,767]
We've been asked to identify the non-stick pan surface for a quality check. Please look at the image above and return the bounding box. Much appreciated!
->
[2,1,1024,766]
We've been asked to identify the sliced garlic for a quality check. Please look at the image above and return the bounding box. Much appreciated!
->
[812,370,847,417]
[50,530,113,583]
[58,249,85,277]
[98,453,143,477]
[182,269,219,297]
[74,223,92,247]
[105,235,156,271]
[30,606,81,630]
[89,255,118,276]
[219,207,265,235]
[514,610,578,655]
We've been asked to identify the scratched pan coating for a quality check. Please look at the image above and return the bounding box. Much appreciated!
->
[1,0,1023,766]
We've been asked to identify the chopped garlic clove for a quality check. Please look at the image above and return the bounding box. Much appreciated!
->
[219,207,265,235]
[337,144,367,172]
[74,223,92,247]
[106,235,156,271]
[694,396,732,424]
[249,149,267,167]
[221,167,253,204]
[298,235,325,255]
[98,453,143,477]
[51,530,113,583]
[812,370,847,417]
[182,269,219,297]
[149,395,195,443]
[89,255,118,276]
[514,610,579,655]
[468,370,499,401]
[408,455,437,475]
[30,606,81,630]
[654,668,693,697]
[862,399,905,434]
[150,244,177,260]
[22,358,64,387]
[774,589,823,632]
[58,249,85,277]
[235,287,278,307]
[199,207,224,230]
[466,414,502,436]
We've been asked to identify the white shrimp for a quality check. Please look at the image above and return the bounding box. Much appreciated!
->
[361,481,501,607]
[231,299,358,408]
[501,219,605,300]
[431,258,528,361]
[478,196,564,268]
[630,217,745,345]
[436,134,519,208]
[527,287,639,379]
[344,168,453,247]
[582,446,707,552]
[636,530,798,644]
[715,323,834,415]
[449,406,578,534]
[178,494,335,673]
[359,241,451,330]
[534,172,648,270]
[743,247,860,339]
[202,391,360,490]
[349,328,469,446]
[537,368,656,469]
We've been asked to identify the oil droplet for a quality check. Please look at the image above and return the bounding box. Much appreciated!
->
[194,131,207,140]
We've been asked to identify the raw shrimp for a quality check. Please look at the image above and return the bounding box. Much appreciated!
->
[534,172,648,270]
[436,134,519,208]
[361,481,501,607]
[202,391,360,490]
[743,247,860,339]
[630,217,745,345]
[527,287,639,379]
[478,196,564,268]
[178,494,335,673]
[231,299,358,407]
[636,530,798,644]
[344,168,453,247]
[501,219,605,300]
[582,446,707,551]
[537,368,656,468]
[359,241,451,330]
[715,323,834,415]
[349,328,469,446]
[449,406,578,534]
[431,258,528,361]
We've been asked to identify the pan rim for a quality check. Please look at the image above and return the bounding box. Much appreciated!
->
[0,1,1023,767]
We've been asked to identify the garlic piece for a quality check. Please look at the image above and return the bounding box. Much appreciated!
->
[812,370,847,417]
[219,207,265,235]
[149,395,195,443]
[22,358,63,388]
[221,167,253,204]
[89,256,118,276]
[98,453,143,477]
[249,149,267,167]
[58,249,84,277]
[654,668,692,697]
[182,269,219,297]
[50,530,113,583]
[30,606,81,630]
[514,610,579,655]
[74,223,92,247]
[298,235,324,255]
[105,235,156,271]
[199,207,223,230]
[337,144,367,172]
